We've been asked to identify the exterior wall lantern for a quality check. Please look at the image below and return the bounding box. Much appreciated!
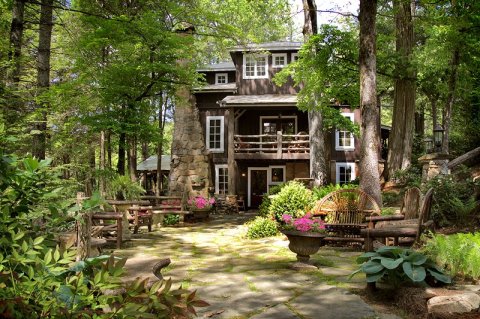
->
[433,124,444,153]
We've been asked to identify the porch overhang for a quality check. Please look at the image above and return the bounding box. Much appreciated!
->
[194,83,237,93]
[219,94,297,108]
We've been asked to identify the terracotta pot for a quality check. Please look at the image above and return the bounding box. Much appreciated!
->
[281,230,326,263]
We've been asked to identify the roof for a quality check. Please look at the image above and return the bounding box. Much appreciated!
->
[137,155,171,171]
[219,94,297,107]
[230,41,303,52]
[197,61,235,72]
[194,83,237,93]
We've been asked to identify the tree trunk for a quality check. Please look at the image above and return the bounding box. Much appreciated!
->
[303,0,328,187]
[8,0,25,85]
[415,102,425,137]
[387,0,416,179]
[117,131,126,175]
[107,130,112,168]
[86,146,95,196]
[128,134,137,182]
[442,48,460,154]
[359,0,382,206]
[156,94,167,196]
[99,131,106,196]
[32,0,53,160]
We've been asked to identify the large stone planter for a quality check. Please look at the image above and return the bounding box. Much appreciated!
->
[281,230,326,269]
[187,207,211,222]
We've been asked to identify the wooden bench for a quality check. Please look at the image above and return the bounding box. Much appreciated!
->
[128,206,153,234]
[311,189,381,245]
[151,196,192,223]
[361,188,434,252]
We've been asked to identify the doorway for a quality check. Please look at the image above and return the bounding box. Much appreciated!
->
[247,168,268,208]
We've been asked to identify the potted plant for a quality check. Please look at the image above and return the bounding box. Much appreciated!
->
[279,212,327,267]
[187,195,216,221]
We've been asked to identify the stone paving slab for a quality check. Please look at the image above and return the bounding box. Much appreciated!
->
[113,214,405,319]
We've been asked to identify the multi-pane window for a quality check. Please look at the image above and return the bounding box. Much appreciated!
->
[336,163,356,185]
[206,116,224,152]
[272,53,287,68]
[215,164,228,195]
[243,54,268,79]
[215,73,227,84]
[335,112,355,151]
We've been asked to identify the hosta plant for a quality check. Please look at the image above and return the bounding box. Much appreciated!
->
[349,246,451,288]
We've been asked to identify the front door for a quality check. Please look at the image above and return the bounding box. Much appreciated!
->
[248,168,268,208]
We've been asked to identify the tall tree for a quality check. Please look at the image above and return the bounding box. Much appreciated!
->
[359,0,382,206]
[303,0,328,187]
[32,0,54,160]
[387,0,416,179]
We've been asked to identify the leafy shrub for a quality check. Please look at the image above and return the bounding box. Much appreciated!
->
[312,183,358,201]
[422,233,480,280]
[257,183,285,217]
[106,175,145,200]
[382,191,403,207]
[391,166,422,188]
[246,216,279,239]
[350,246,451,288]
[426,174,478,226]
[0,154,208,317]
[269,181,313,222]
[162,214,180,226]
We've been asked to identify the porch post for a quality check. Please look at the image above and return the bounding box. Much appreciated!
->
[276,130,283,158]
[227,108,237,195]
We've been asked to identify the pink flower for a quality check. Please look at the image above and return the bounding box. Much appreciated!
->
[282,214,293,223]
[189,196,215,209]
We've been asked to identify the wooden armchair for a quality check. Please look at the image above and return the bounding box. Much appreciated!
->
[361,188,434,251]
[311,189,381,244]
[128,205,153,234]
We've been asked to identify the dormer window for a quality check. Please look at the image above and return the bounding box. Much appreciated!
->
[243,54,268,79]
[215,73,228,84]
[272,53,287,68]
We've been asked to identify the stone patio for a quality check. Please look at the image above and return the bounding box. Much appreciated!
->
[108,212,402,319]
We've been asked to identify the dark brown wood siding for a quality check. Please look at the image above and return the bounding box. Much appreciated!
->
[203,71,236,85]
[232,52,299,95]
[196,92,230,109]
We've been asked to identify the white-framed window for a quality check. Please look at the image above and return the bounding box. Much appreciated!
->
[291,53,299,62]
[272,53,287,68]
[335,112,355,151]
[243,54,268,79]
[206,116,224,152]
[336,162,356,185]
[269,166,286,184]
[215,73,228,84]
[215,164,228,195]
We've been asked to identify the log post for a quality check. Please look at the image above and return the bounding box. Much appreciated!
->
[227,108,236,195]
[277,131,282,158]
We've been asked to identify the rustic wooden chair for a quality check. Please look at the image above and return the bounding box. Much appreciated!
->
[361,188,434,251]
[311,188,381,244]
[128,205,153,234]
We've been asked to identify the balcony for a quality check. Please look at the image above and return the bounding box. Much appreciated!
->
[233,132,310,160]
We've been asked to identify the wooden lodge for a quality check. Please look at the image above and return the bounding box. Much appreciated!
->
[194,42,388,208]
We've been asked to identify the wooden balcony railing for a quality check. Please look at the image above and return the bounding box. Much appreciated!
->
[234,132,309,155]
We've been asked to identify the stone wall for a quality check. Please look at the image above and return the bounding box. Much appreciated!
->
[168,87,211,200]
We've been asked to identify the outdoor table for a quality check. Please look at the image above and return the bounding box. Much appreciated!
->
[92,212,123,249]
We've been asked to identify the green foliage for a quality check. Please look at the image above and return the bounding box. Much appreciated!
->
[0,150,208,317]
[423,233,480,281]
[274,24,359,134]
[311,183,358,201]
[350,246,451,288]
[246,216,279,239]
[257,183,285,217]
[391,167,422,188]
[162,214,180,226]
[382,191,403,207]
[269,181,313,223]
[106,175,145,200]
[426,174,478,226]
